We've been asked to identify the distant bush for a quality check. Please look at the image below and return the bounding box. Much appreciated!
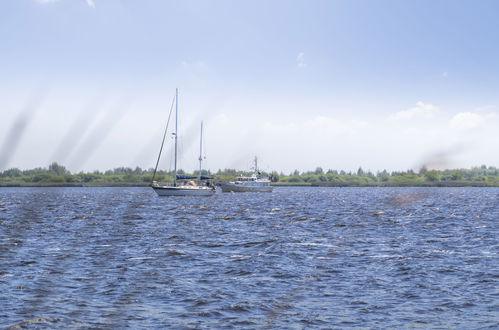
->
[1,168,23,177]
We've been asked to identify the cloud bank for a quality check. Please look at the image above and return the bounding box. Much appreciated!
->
[388,101,440,121]
[450,111,495,131]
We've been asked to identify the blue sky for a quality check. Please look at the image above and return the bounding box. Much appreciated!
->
[1,0,499,173]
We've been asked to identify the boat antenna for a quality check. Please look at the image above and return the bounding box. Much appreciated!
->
[198,121,203,180]
[173,88,178,187]
[151,93,176,185]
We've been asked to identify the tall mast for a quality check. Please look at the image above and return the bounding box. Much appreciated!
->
[173,88,178,187]
[199,121,203,180]
[254,156,258,174]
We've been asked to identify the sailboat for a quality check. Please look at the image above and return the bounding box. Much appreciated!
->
[219,157,273,192]
[151,89,216,196]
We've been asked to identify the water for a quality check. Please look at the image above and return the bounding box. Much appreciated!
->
[0,187,497,328]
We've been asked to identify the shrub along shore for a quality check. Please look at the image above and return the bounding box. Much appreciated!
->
[2,162,499,187]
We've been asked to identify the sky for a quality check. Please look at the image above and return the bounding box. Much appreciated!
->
[2,0,499,174]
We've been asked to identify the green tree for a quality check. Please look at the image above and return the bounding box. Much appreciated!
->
[450,171,463,181]
[357,167,365,176]
[378,169,389,182]
[48,162,69,176]
[424,170,441,182]
[1,168,23,177]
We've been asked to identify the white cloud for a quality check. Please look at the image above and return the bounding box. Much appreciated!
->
[388,101,440,121]
[442,71,449,78]
[449,111,495,130]
[86,0,95,8]
[296,52,307,69]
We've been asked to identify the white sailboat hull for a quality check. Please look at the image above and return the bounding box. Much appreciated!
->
[219,182,273,193]
[153,186,216,196]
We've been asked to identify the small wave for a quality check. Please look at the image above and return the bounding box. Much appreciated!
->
[19,260,37,266]
[431,249,455,254]
[166,250,185,256]
[291,216,315,222]
[196,311,222,317]
[229,254,251,259]
[370,254,403,258]
[203,243,224,248]
[288,242,338,248]
[8,317,65,328]
[228,238,278,248]
[224,269,252,276]
[226,304,251,313]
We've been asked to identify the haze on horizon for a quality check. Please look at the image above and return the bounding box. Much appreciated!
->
[2,0,499,174]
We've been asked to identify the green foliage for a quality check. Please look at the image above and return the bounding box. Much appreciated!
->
[3,163,499,186]
[424,170,441,182]
[1,168,23,177]
[48,162,69,176]
[357,167,365,176]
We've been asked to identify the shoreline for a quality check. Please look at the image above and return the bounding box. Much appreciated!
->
[2,181,499,188]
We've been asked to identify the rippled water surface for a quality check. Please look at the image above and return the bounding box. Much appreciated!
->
[0,187,498,328]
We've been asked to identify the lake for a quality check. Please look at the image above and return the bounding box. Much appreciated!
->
[0,187,497,328]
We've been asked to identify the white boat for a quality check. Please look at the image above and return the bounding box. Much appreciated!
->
[219,157,273,192]
[151,89,215,197]
[152,183,214,196]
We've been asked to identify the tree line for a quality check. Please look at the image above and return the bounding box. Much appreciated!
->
[1,162,499,186]
[274,165,499,185]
